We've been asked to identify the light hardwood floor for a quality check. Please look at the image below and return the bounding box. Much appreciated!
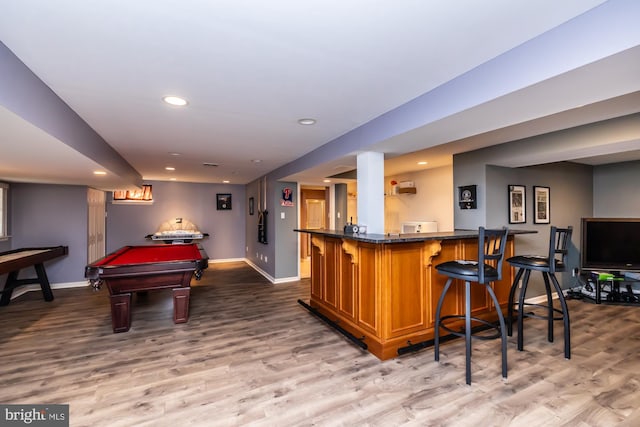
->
[1,262,640,427]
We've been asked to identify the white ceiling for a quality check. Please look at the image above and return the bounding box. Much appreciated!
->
[0,0,638,189]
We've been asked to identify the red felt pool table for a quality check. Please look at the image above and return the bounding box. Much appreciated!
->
[85,244,208,333]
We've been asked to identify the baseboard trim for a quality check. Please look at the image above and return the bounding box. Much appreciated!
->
[10,281,89,300]
[243,259,276,283]
[242,259,299,284]
[209,258,246,264]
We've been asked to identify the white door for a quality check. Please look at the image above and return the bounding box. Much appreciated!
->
[305,199,326,230]
[87,188,106,263]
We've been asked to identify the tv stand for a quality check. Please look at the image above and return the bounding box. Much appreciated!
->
[580,271,640,304]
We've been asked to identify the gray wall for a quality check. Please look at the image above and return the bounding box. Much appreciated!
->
[486,163,592,278]
[273,181,298,280]
[455,141,594,293]
[593,160,640,217]
[245,177,272,276]
[453,154,487,230]
[106,181,245,261]
[244,179,261,269]
[8,183,87,283]
[244,177,298,281]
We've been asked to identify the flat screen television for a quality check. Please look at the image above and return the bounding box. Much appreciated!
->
[581,217,640,272]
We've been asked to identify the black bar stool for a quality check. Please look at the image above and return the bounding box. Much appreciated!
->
[506,226,572,359]
[434,227,509,385]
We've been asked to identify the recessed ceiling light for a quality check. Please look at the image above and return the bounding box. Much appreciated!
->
[169,152,181,156]
[203,162,219,167]
[165,166,175,171]
[169,178,177,181]
[222,180,230,184]
[251,159,262,163]
[163,96,188,106]
[417,161,428,165]
[323,179,331,183]
[93,171,107,175]
[297,118,316,125]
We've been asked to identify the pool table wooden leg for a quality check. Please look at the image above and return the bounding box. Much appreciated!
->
[110,293,132,333]
[173,288,190,323]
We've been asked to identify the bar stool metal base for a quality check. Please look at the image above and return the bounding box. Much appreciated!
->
[434,278,507,385]
[507,267,571,359]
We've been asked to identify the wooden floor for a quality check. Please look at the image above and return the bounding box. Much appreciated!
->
[2,262,640,427]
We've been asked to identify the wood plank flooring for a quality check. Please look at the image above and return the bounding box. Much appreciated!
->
[2,262,640,426]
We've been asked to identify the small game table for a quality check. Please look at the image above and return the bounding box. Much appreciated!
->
[0,246,69,306]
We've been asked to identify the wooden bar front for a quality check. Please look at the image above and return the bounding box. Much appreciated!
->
[304,232,517,360]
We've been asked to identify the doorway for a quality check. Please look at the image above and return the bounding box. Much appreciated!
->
[87,188,106,263]
[299,187,329,278]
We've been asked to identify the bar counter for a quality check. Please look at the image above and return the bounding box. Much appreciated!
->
[295,228,534,360]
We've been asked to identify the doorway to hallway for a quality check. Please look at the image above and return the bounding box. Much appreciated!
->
[299,187,329,278]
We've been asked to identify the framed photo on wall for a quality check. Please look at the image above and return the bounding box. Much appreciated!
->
[533,186,550,224]
[508,185,526,224]
[216,193,232,210]
[458,185,477,209]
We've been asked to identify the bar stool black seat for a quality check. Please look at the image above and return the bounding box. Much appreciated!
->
[506,225,572,359]
[434,226,509,385]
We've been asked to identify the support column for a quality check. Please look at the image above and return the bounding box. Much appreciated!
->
[356,151,384,234]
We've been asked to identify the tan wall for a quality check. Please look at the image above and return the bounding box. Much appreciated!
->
[385,164,454,233]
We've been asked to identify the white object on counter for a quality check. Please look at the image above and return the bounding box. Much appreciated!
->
[401,221,438,233]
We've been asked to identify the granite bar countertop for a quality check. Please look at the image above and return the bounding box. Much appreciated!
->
[294,228,536,244]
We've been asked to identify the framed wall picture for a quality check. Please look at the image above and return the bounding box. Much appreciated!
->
[508,185,526,224]
[216,193,232,210]
[533,186,550,224]
[458,185,477,209]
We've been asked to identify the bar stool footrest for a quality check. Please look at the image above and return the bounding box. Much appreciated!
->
[439,315,502,341]
[511,302,566,321]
